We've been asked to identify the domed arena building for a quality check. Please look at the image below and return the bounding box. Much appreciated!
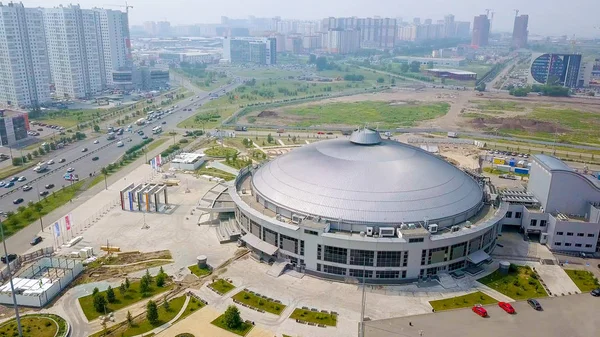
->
[227,128,508,283]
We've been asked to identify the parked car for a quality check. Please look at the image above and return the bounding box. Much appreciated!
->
[81,147,88,152]
[9,176,18,182]
[17,176,26,182]
[591,288,600,297]
[472,304,488,317]
[1,254,17,264]
[40,191,49,197]
[0,181,5,187]
[66,167,75,173]
[59,158,66,163]
[47,159,55,165]
[22,185,33,191]
[92,156,99,161]
[45,184,55,189]
[94,140,99,144]
[527,299,543,311]
[30,236,43,246]
[4,182,14,188]
[498,302,515,314]
[13,198,24,205]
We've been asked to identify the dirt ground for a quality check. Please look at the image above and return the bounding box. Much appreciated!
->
[241,87,600,133]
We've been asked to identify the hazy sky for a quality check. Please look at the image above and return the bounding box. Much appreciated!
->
[22,0,600,37]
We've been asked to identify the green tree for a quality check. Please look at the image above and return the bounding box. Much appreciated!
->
[140,277,150,295]
[391,78,396,85]
[126,310,133,327]
[308,54,317,64]
[315,56,329,71]
[267,133,273,143]
[93,287,99,295]
[93,124,100,132]
[106,286,116,303]
[100,167,108,190]
[223,305,242,329]
[163,295,170,311]
[12,157,23,166]
[400,63,410,73]
[476,82,486,92]
[409,61,421,72]
[377,77,385,83]
[93,293,107,313]
[155,271,166,287]
[119,283,126,296]
[146,300,159,325]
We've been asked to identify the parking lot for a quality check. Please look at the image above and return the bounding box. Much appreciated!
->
[364,293,600,337]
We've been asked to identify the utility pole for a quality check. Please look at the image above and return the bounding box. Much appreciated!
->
[0,222,23,337]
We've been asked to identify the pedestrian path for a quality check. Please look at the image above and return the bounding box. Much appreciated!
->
[210,161,240,176]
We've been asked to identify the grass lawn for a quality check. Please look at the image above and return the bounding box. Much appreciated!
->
[564,269,600,292]
[429,291,498,311]
[209,279,235,294]
[78,278,173,321]
[222,158,252,170]
[175,297,206,323]
[289,308,337,326]
[478,265,548,300]
[232,291,286,315]
[266,101,449,128]
[2,180,84,237]
[90,296,186,337]
[188,265,211,277]
[0,316,58,337]
[471,100,526,112]
[227,67,303,79]
[196,166,236,181]
[203,146,238,158]
[146,138,168,152]
[483,167,528,177]
[211,313,253,336]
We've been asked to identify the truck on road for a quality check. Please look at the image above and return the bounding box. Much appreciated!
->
[33,162,48,173]
[235,126,247,131]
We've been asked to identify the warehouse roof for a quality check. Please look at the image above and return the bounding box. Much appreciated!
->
[251,130,483,224]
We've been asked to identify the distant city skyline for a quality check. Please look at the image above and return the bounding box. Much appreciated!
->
[20,0,600,37]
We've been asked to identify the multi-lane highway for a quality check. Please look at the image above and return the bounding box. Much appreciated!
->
[0,81,239,216]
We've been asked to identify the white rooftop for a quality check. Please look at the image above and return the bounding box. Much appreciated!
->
[0,277,53,295]
[428,68,477,75]
[172,152,205,164]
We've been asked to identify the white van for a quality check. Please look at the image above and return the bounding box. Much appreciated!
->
[117,141,124,147]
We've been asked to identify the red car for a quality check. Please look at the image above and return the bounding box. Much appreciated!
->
[317,131,325,135]
[472,304,488,317]
[498,302,515,314]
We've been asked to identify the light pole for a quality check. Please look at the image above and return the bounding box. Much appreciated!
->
[0,222,23,337]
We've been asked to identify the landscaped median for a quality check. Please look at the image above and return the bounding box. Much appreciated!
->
[208,278,235,295]
[564,269,600,292]
[429,291,497,311]
[187,264,211,278]
[211,305,254,336]
[289,308,338,327]
[0,314,68,337]
[232,290,286,315]
[477,264,547,300]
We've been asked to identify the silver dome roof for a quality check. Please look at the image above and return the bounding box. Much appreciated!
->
[251,138,483,224]
[349,128,382,145]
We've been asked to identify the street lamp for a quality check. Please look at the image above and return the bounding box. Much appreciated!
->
[0,221,23,336]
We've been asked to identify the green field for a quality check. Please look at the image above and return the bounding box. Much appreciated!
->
[204,146,238,158]
[188,265,211,277]
[226,67,304,79]
[232,291,286,315]
[195,166,236,181]
[209,279,235,294]
[429,291,498,311]
[478,265,548,300]
[211,312,253,336]
[0,316,59,337]
[78,278,173,321]
[289,308,337,326]
[175,297,206,323]
[472,100,526,112]
[260,101,449,128]
[564,269,600,292]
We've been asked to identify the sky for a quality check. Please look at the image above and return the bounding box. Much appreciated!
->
[22,0,600,37]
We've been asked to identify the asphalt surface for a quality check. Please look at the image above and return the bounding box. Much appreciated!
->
[0,81,239,216]
[364,293,600,337]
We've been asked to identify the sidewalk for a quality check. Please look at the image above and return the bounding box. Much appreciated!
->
[209,161,240,176]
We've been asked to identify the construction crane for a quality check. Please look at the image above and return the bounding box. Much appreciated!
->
[514,9,519,17]
[485,9,492,17]
[103,2,133,14]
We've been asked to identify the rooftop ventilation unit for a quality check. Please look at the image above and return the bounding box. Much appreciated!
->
[366,227,374,236]
[408,223,416,229]
[379,227,396,237]
[428,224,438,233]
[451,225,460,232]
[400,223,408,230]
[464,220,472,228]
[396,228,403,238]
[359,231,366,237]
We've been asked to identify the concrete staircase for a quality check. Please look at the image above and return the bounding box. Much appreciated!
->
[215,218,242,243]
[266,260,289,278]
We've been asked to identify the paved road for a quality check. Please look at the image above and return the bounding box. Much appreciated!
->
[0,81,239,216]
[364,293,600,337]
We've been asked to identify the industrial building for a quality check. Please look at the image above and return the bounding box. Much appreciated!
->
[0,109,30,146]
[223,37,277,65]
[529,53,588,88]
[0,257,82,307]
[226,129,502,283]
[394,56,466,68]
[425,69,477,81]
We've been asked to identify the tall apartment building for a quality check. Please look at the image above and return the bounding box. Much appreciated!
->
[0,2,50,108]
[471,14,490,47]
[42,5,104,99]
[223,37,276,65]
[325,29,360,54]
[95,8,132,86]
[455,21,471,38]
[443,14,455,38]
[512,14,529,49]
